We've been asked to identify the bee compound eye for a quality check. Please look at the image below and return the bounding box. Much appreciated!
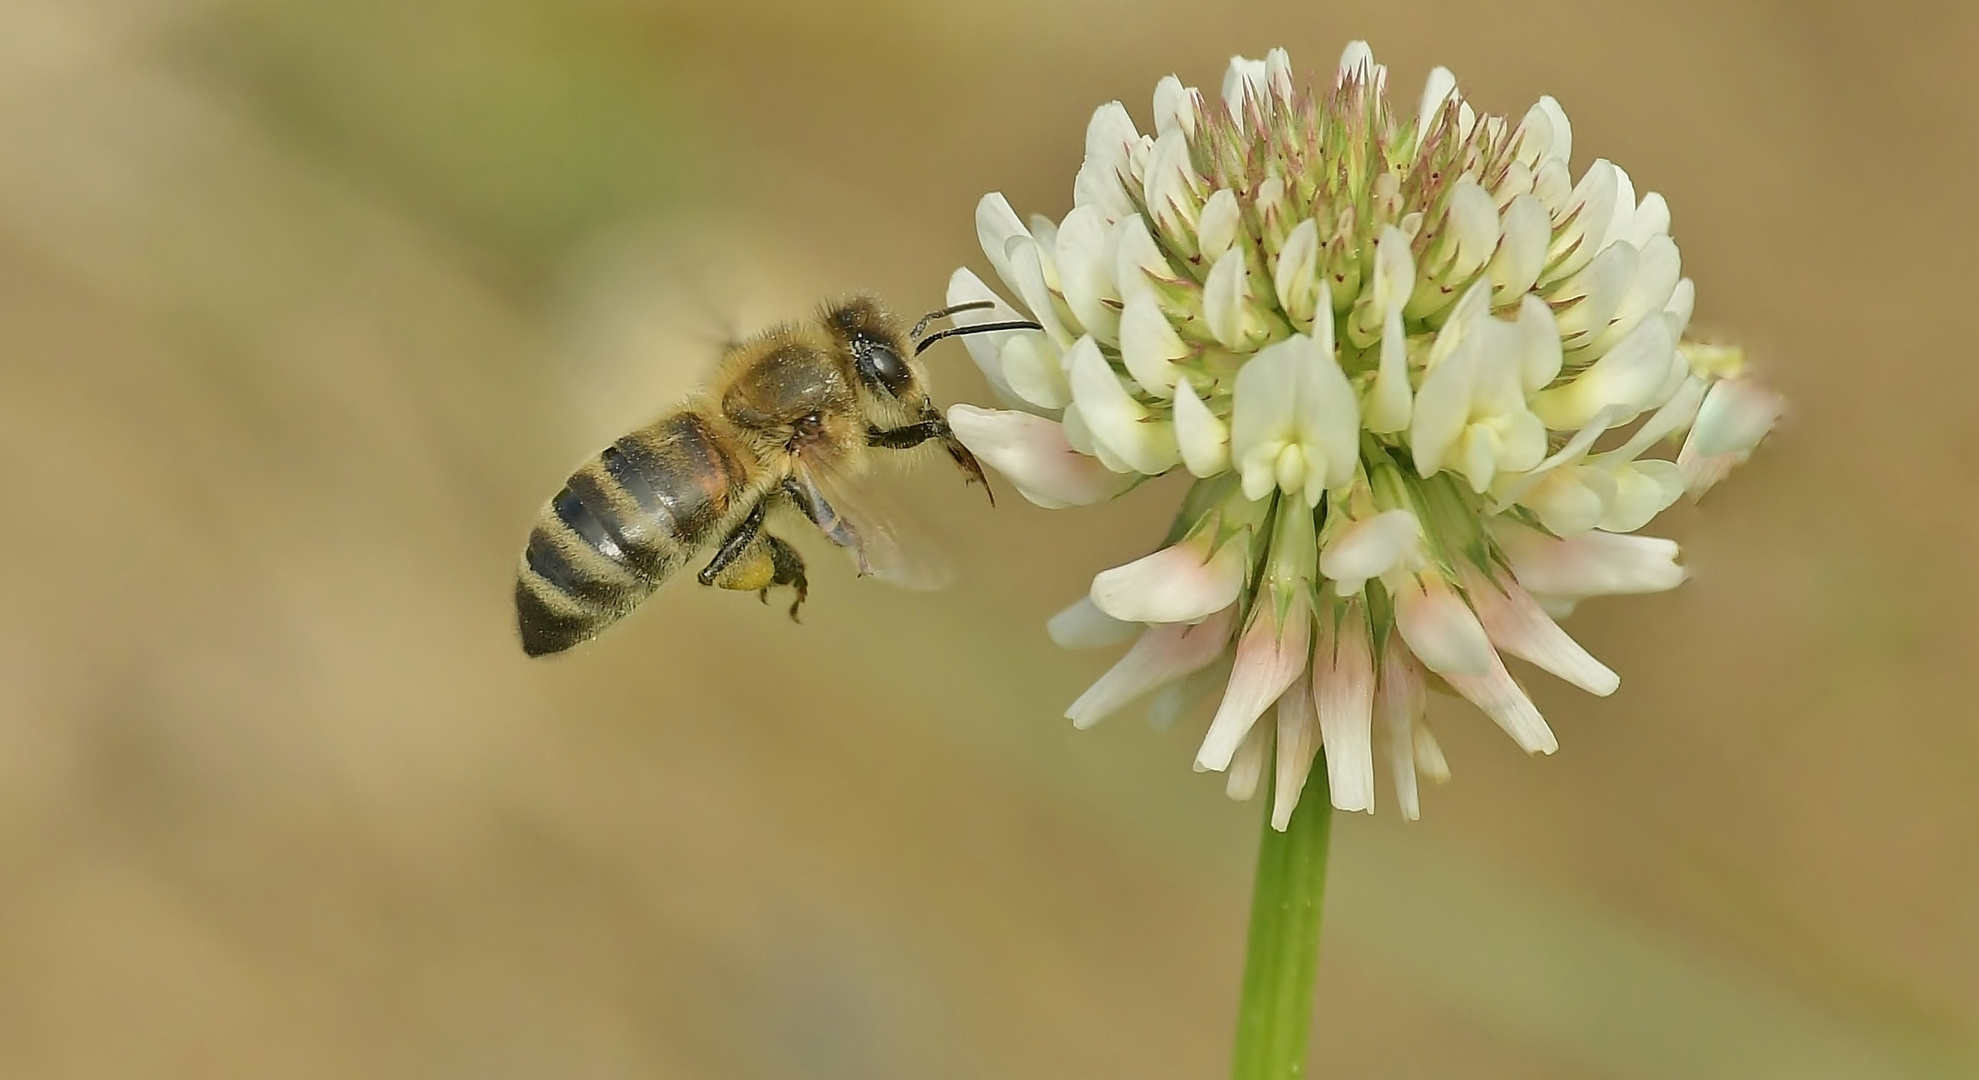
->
[855,337,912,397]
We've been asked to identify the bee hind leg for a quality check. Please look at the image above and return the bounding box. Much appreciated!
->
[705,529,808,623]
[759,534,809,622]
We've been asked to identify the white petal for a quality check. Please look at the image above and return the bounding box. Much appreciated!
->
[1515,292,1563,394]
[1413,721,1451,783]
[1221,55,1270,120]
[1153,75,1199,139]
[1314,610,1376,813]
[1273,218,1324,329]
[1148,657,1229,730]
[1292,334,1362,493]
[1372,224,1416,319]
[1551,240,1638,351]
[1443,178,1500,280]
[1197,189,1242,261]
[1230,341,1299,498]
[1144,129,1202,243]
[1597,165,1637,255]
[1203,246,1252,348]
[946,405,1132,508]
[1586,234,1680,358]
[1173,379,1231,477]
[1408,336,1476,478]
[1065,607,1236,729]
[1055,206,1122,342]
[1534,96,1572,167]
[1443,651,1558,754]
[1529,315,1675,430]
[1320,509,1422,596]
[1047,596,1140,650]
[1364,305,1413,433]
[1002,233,1073,347]
[1663,278,1696,340]
[1392,574,1493,677]
[944,268,1027,406]
[1073,102,1141,223]
[1688,376,1785,458]
[1493,524,1686,598]
[1113,213,1174,306]
[1198,607,1311,771]
[1091,539,1248,623]
[1543,159,1619,284]
[1523,468,1610,537]
[1263,47,1295,101]
[1376,646,1427,820]
[1628,192,1671,246]
[1119,291,1189,398]
[998,332,1071,409]
[1467,575,1618,695]
[1416,66,1458,140]
[1490,193,1551,302]
[976,193,1029,298]
[1225,719,1271,801]
[1532,473,1612,531]
[1068,336,1178,475]
[1597,459,1685,532]
[1337,41,1378,86]
[1271,671,1321,830]
[1608,375,1707,462]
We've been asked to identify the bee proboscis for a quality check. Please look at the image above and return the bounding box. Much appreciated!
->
[513,295,1036,657]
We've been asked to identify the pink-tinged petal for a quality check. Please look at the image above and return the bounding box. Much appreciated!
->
[1678,375,1784,494]
[1313,609,1376,813]
[1225,719,1271,801]
[1375,644,1428,820]
[946,405,1131,509]
[1391,573,1493,677]
[1443,651,1558,755]
[1148,656,1232,731]
[1466,573,1619,695]
[1197,607,1312,771]
[1270,672,1320,830]
[1046,596,1139,650]
[1492,523,1686,598]
[1064,606,1236,730]
[1090,538,1248,624]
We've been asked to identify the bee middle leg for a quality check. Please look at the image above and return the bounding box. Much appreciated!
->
[867,409,993,504]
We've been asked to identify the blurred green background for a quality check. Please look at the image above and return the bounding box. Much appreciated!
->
[0,0,1973,1076]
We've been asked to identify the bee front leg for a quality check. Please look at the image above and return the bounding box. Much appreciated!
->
[866,411,994,505]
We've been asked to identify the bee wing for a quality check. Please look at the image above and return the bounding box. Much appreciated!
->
[790,460,955,592]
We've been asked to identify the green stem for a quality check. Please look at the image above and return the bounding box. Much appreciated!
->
[1230,761,1333,1080]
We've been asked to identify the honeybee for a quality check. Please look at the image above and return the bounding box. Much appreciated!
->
[514,295,1036,657]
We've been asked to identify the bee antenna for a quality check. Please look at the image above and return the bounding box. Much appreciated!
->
[909,300,997,340]
[913,319,1043,356]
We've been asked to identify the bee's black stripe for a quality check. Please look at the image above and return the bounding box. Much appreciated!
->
[601,443,667,520]
[552,486,625,564]
[516,408,750,657]
[617,413,737,545]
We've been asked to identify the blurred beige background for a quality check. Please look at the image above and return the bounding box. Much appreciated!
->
[0,0,1973,1076]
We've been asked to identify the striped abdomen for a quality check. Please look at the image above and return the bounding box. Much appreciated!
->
[516,410,755,656]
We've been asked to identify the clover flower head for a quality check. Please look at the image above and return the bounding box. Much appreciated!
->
[944,44,1781,821]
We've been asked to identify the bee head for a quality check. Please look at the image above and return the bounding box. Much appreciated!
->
[823,295,923,415]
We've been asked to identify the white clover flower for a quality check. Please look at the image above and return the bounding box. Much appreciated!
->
[946,44,1781,822]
